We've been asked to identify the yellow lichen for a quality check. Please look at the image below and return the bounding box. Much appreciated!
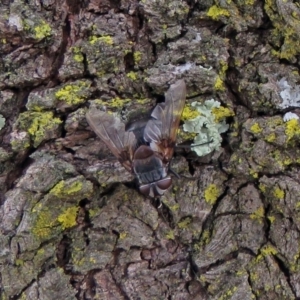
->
[34,21,52,40]
[166,230,175,240]
[32,210,56,239]
[273,187,285,199]
[214,76,225,91]
[133,51,142,63]
[250,123,262,134]
[119,232,127,239]
[17,111,62,147]
[127,71,138,81]
[89,35,114,45]
[212,106,234,122]
[181,105,200,121]
[72,47,84,63]
[55,81,91,105]
[178,217,192,229]
[94,97,131,108]
[207,5,230,20]
[57,206,78,230]
[260,245,278,256]
[50,180,83,198]
[268,215,275,223]
[285,119,300,142]
[250,207,265,223]
[204,184,220,205]
[265,132,276,143]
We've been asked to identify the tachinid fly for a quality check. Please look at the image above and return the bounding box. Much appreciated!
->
[86,79,186,197]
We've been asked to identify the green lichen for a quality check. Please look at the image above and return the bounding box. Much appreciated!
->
[16,111,62,147]
[55,81,91,106]
[57,206,78,230]
[207,5,230,20]
[273,187,285,199]
[89,35,114,45]
[34,20,52,40]
[250,123,262,134]
[50,179,83,198]
[204,184,220,205]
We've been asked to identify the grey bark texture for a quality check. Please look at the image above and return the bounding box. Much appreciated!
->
[1,0,300,299]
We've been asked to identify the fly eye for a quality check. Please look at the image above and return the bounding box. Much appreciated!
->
[139,184,150,196]
[156,177,172,190]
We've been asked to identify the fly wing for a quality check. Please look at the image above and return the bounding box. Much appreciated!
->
[86,109,136,172]
[144,80,186,158]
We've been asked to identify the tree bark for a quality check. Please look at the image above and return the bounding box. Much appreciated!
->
[1,0,300,299]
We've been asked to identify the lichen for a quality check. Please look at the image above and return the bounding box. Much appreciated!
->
[214,76,225,91]
[57,206,78,229]
[55,81,91,106]
[127,71,138,81]
[32,210,56,239]
[94,97,131,108]
[50,179,83,198]
[133,51,142,63]
[250,207,265,223]
[204,184,220,205]
[250,123,262,134]
[89,35,114,45]
[273,187,285,199]
[34,20,52,40]
[166,230,175,240]
[178,217,192,229]
[212,106,234,122]
[265,132,276,143]
[285,119,300,142]
[72,47,84,63]
[0,114,5,130]
[183,99,230,156]
[207,5,230,20]
[181,105,200,121]
[16,111,62,147]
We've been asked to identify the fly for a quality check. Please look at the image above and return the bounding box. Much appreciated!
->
[86,79,186,197]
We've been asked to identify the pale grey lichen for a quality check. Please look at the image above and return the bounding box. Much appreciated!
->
[183,99,229,157]
[277,78,300,108]
[0,114,5,130]
[283,112,299,122]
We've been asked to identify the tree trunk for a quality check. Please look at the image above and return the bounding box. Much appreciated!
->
[1,0,300,299]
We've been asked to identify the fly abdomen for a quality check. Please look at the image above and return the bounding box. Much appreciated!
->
[133,145,168,184]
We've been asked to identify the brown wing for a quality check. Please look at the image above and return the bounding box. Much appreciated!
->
[86,109,136,172]
[144,79,186,160]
